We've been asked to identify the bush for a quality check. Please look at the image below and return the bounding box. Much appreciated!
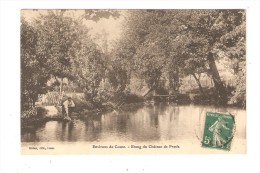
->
[21,107,47,119]
[61,95,94,112]
[193,94,212,104]
[175,94,191,103]
[21,107,37,119]
[124,93,144,104]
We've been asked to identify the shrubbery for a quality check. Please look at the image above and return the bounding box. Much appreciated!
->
[123,93,144,104]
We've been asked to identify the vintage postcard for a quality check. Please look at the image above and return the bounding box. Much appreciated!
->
[21,9,246,154]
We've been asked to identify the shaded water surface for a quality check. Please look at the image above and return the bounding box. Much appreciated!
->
[21,104,245,142]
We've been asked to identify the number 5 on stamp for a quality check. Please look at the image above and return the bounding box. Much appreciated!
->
[202,112,235,151]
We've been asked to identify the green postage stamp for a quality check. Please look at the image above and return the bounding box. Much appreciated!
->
[202,112,235,151]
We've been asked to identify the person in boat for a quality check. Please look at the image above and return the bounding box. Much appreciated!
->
[62,97,75,120]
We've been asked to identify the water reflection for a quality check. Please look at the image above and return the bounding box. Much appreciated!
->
[21,104,246,142]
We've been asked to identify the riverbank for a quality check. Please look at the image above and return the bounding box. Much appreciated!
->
[21,90,245,129]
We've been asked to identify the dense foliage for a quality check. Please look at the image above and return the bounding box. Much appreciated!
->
[111,9,246,106]
[21,9,246,112]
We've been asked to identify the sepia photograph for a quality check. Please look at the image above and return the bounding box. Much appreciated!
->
[20,9,246,154]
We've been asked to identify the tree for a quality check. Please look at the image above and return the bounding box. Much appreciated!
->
[21,9,123,108]
[34,10,124,104]
[113,9,245,105]
[21,18,49,110]
[181,10,245,104]
[117,10,176,92]
[33,10,85,103]
[83,9,120,22]
[70,34,106,104]
[219,11,246,107]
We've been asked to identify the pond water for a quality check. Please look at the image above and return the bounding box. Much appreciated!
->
[21,103,246,143]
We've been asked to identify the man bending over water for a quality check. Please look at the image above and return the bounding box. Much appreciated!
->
[62,97,75,120]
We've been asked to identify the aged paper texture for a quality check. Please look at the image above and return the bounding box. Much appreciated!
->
[21,9,246,154]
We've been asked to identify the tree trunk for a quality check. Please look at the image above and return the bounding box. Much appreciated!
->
[207,52,227,104]
[168,71,174,93]
[173,68,179,93]
[58,77,63,105]
[191,73,204,94]
[168,68,179,94]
